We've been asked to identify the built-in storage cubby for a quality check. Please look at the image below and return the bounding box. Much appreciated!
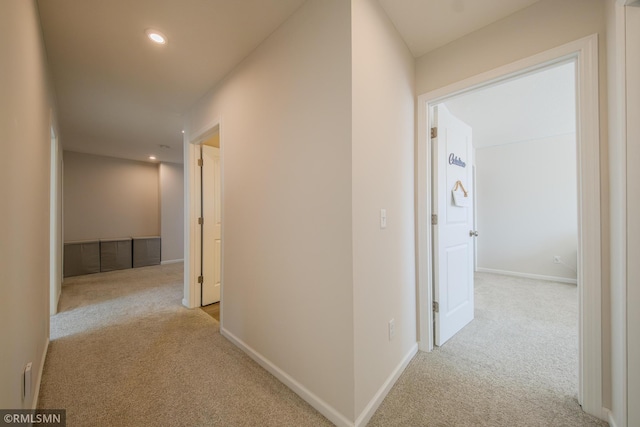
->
[64,240,100,277]
[132,236,161,268]
[64,237,160,277]
[99,238,132,272]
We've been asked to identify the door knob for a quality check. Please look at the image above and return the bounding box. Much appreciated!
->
[469,230,478,237]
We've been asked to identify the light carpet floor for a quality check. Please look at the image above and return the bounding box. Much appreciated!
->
[40,265,608,426]
[38,263,333,426]
[368,273,608,427]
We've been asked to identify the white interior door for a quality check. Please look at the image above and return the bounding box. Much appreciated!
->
[202,145,221,305]
[432,104,475,346]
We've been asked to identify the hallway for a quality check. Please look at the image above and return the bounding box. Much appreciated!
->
[38,264,332,426]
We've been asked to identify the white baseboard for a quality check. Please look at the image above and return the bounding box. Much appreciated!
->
[32,338,49,410]
[161,259,184,265]
[606,408,621,427]
[476,267,577,285]
[354,343,418,427]
[220,326,354,427]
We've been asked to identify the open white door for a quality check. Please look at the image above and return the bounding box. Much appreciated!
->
[432,104,475,346]
[202,145,221,305]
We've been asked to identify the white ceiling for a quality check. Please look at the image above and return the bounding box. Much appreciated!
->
[444,61,576,149]
[378,0,541,57]
[37,0,547,164]
[37,0,305,164]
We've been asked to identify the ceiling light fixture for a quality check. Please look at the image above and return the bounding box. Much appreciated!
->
[145,29,167,45]
[149,155,157,160]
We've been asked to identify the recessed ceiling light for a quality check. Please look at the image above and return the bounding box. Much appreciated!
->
[149,155,157,160]
[181,130,185,134]
[145,29,167,45]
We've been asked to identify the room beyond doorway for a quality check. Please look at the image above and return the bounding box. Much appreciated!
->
[444,61,578,287]
[416,35,603,418]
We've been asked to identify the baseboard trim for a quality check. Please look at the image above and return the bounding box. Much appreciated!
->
[161,259,184,265]
[220,326,353,427]
[476,267,577,285]
[606,408,621,427]
[354,343,418,427]
[32,338,49,410]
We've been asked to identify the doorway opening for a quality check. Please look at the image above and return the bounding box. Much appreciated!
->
[416,35,603,419]
[185,122,223,322]
[428,60,580,409]
[431,60,578,345]
[199,132,222,319]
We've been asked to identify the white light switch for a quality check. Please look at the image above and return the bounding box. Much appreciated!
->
[380,209,387,229]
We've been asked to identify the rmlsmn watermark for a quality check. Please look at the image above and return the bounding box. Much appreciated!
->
[0,410,65,426]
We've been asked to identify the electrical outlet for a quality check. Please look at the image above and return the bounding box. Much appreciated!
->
[553,255,562,264]
[388,319,395,341]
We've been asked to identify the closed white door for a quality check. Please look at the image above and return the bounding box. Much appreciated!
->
[432,104,475,346]
[202,145,221,305]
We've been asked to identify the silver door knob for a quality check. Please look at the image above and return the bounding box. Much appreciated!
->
[470,230,478,237]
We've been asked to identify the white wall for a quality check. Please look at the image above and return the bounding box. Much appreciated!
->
[415,0,612,409]
[475,134,577,281]
[351,0,416,422]
[0,0,56,408]
[624,6,640,426]
[185,0,355,423]
[160,162,184,263]
[63,151,160,241]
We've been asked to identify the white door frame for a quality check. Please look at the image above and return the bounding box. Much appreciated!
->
[49,124,62,316]
[182,119,223,311]
[416,34,603,419]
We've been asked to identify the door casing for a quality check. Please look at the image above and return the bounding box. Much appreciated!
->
[183,120,223,314]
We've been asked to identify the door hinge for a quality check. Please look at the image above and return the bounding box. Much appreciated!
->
[431,127,438,139]
[433,301,439,313]
[197,158,203,167]
[431,214,438,225]
[198,217,204,225]
[197,276,203,284]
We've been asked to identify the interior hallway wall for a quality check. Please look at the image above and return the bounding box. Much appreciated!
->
[351,0,416,421]
[475,134,578,282]
[415,0,611,408]
[63,151,160,241]
[624,5,640,426]
[0,0,56,409]
[160,162,184,263]
[184,0,355,422]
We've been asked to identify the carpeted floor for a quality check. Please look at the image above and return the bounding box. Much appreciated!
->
[39,265,608,426]
[368,273,608,427]
[38,263,333,427]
